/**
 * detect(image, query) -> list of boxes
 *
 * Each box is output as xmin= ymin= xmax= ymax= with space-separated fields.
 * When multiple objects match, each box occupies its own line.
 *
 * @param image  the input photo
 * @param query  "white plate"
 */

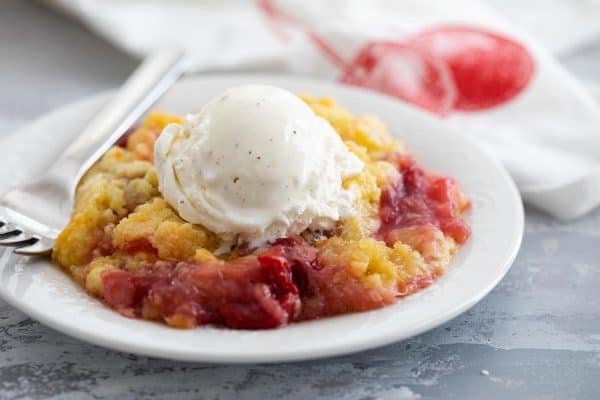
xmin=0 ymin=74 xmax=523 ymax=363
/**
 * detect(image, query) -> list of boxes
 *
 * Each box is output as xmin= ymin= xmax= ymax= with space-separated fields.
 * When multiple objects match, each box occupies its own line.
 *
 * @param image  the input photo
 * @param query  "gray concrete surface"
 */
xmin=1 ymin=1 xmax=600 ymax=399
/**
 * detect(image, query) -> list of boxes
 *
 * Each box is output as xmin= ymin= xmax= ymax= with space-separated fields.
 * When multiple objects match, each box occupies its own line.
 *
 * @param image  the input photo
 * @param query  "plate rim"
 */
xmin=0 ymin=73 xmax=524 ymax=363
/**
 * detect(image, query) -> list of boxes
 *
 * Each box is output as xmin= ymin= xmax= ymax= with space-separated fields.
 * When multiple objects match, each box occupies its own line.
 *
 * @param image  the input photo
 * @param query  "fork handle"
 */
xmin=47 ymin=49 xmax=189 ymax=190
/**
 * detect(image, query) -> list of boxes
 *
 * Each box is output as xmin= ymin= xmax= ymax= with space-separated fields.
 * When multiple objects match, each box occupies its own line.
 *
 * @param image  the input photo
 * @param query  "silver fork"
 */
xmin=0 ymin=49 xmax=189 ymax=256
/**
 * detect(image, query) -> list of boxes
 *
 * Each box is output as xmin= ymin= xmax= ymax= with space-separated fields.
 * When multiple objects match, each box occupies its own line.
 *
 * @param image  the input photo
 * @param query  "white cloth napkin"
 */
xmin=46 ymin=0 xmax=600 ymax=219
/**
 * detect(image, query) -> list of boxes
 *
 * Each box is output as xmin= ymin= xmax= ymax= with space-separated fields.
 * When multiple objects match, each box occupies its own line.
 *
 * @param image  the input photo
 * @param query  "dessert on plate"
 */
xmin=53 ymin=84 xmax=471 ymax=329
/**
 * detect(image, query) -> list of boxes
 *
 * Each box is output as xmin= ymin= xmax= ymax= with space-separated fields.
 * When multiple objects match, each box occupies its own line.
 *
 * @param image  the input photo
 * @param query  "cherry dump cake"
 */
xmin=53 ymin=85 xmax=470 ymax=330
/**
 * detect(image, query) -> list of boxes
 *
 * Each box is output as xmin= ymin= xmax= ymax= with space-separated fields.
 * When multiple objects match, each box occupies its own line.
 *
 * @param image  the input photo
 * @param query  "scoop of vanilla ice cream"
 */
xmin=154 ymin=84 xmax=363 ymax=246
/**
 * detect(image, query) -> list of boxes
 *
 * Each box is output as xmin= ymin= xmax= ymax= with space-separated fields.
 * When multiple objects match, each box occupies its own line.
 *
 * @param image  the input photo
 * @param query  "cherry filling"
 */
xmin=378 ymin=154 xmax=471 ymax=245
xmin=101 ymin=236 xmax=317 ymax=329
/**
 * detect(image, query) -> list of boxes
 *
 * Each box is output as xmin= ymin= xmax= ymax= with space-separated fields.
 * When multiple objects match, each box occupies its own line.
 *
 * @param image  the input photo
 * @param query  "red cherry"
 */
xmin=340 ymin=41 xmax=456 ymax=116
xmin=410 ymin=26 xmax=535 ymax=111
xmin=102 ymin=270 xmax=136 ymax=309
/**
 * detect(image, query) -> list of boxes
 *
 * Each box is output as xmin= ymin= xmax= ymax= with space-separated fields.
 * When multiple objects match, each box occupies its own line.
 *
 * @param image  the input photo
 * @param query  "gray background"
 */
xmin=1 ymin=1 xmax=600 ymax=399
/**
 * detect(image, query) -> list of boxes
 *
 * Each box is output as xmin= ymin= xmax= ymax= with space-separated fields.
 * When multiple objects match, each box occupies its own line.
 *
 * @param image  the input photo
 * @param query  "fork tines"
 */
xmin=0 ymin=215 xmax=54 ymax=256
